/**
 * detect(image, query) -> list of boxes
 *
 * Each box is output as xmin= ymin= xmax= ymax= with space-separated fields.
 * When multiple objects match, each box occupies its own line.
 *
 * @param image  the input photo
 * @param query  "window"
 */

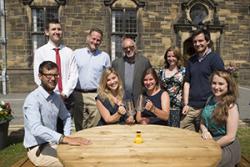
xmin=32 ymin=7 xmax=58 ymax=52
xmin=111 ymin=9 xmax=137 ymax=60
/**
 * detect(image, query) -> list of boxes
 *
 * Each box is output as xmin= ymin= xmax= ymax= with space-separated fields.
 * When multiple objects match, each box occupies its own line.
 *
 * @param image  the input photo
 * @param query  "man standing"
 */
xmin=23 ymin=61 xmax=91 ymax=167
xmin=73 ymin=28 xmax=111 ymax=131
xmin=33 ymin=19 xmax=78 ymax=102
xmin=112 ymin=37 xmax=151 ymax=104
xmin=33 ymin=19 xmax=78 ymax=133
xmin=181 ymin=29 xmax=224 ymax=131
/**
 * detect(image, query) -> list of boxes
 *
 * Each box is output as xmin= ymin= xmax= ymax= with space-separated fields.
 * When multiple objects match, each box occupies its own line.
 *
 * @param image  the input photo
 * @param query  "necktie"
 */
xmin=54 ymin=48 xmax=63 ymax=92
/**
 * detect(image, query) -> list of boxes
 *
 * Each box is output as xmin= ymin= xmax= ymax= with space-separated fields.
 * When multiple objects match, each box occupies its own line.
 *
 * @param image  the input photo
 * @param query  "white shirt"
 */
xmin=33 ymin=40 xmax=78 ymax=97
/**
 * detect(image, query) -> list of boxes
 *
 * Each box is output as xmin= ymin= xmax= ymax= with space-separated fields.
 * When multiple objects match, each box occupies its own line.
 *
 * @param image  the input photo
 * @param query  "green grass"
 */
xmin=0 ymin=127 xmax=249 ymax=167
xmin=0 ymin=143 xmax=26 ymax=167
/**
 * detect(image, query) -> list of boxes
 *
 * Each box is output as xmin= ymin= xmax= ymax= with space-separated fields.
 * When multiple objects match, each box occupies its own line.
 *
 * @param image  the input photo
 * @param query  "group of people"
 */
xmin=23 ymin=19 xmax=240 ymax=167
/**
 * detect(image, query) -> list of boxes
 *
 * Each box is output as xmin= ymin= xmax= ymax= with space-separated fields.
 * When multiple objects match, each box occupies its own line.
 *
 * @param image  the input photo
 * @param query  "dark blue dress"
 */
xmin=95 ymin=95 xmax=126 ymax=126
xmin=142 ymin=90 xmax=168 ymax=125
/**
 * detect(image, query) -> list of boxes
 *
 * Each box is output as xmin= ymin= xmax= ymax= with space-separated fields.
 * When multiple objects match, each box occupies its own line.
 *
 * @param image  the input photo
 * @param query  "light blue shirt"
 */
xmin=73 ymin=47 xmax=111 ymax=90
xmin=23 ymin=86 xmax=71 ymax=148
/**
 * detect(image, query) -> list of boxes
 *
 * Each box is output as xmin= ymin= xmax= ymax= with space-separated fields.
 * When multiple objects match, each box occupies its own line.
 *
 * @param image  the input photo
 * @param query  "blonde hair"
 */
xmin=211 ymin=70 xmax=239 ymax=124
xmin=98 ymin=67 xmax=124 ymax=106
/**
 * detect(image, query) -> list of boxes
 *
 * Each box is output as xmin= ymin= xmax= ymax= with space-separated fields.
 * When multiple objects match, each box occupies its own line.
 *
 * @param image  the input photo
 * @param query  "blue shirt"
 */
xmin=73 ymin=47 xmax=111 ymax=90
xmin=185 ymin=51 xmax=224 ymax=108
xmin=23 ymin=86 xmax=71 ymax=148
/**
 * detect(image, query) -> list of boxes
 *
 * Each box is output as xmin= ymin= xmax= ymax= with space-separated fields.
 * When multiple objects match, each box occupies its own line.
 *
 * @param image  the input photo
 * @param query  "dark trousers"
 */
xmin=57 ymin=95 xmax=74 ymax=133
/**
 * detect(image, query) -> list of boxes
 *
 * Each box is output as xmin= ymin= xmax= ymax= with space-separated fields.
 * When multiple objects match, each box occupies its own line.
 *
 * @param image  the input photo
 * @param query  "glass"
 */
xmin=122 ymin=45 xmax=135 ymax=51
xmin=136 ymin=94 xmax=147 ymax=112
xmin=124 ymin=99 xmax=136 ymax=117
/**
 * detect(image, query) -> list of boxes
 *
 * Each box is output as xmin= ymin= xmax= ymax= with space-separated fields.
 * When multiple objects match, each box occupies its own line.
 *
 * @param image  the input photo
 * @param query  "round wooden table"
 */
xmin=57 ymin=125 xmax=221 ymax=167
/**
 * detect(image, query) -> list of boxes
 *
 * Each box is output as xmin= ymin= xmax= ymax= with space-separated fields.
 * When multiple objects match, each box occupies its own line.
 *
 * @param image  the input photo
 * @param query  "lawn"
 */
xmin=0 ymin=127 xmax=249 ymax=167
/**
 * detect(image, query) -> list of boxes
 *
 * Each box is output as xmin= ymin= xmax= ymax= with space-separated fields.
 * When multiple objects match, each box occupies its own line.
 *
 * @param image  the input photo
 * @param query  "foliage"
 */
xmin=238 ymin=127 xmax=250 ymax=159
xmin=225 ymin=61 xmax=239 ymax=79
xmin=0 ymin=100 xmax=13 ymax=122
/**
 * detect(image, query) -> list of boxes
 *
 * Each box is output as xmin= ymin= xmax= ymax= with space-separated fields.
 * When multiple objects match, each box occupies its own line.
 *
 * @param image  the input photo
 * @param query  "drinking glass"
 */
xmin=125 ymin=99 xmax=136 ymax=117
xmin=136 ymin=94 xmax=146 ymax=112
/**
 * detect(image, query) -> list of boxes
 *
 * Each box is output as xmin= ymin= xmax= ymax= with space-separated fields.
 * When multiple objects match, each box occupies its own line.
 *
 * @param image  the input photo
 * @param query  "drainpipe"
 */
xmin=0 ymin=0 xmax=7 ymax=95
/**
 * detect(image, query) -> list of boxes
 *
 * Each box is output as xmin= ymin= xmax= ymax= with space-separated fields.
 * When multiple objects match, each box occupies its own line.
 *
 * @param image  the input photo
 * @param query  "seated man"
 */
xmin=23 ymin=61 xmax=91 ymax=167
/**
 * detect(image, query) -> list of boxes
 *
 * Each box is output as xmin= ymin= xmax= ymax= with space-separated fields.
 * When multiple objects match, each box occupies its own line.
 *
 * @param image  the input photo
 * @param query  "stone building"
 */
xmin=0 ymin=0 xmax=249 ymax=93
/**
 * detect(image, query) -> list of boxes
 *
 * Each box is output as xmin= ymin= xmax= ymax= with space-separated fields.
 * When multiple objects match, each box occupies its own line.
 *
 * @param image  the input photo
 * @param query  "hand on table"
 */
xmin=125 ymin=116 xmax=135 ymax=125
xmin=139 ymin=117 xmax=150 ymax=125
xmin=63 ymin=136 xmax=92 ymax=146
xmin=201 ymin=131 xmax=213 ymax=140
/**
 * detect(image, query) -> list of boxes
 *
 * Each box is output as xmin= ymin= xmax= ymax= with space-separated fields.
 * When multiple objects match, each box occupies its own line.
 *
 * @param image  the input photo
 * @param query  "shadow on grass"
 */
xmin=0 ymin=128 xmax=26 ymax=167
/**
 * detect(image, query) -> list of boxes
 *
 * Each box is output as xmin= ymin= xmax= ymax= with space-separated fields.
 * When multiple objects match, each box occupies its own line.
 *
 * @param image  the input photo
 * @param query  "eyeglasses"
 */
xmin=122 ymin=45 xmax=135 ymax=51
xmin=41 ymin=73 xmax=59 ymax=79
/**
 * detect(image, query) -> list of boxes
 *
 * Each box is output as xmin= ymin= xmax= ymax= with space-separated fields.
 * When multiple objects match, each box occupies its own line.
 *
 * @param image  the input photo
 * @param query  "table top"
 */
xmin=57 ymin=125 xmax=221 ymax=167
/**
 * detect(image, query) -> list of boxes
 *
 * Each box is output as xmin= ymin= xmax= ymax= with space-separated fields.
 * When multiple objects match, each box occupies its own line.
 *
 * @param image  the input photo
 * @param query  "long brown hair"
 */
xmin=98 ymin=67 xmax=124 ymax=106
xmin=211 ymin=70 xmax=239 ymax=124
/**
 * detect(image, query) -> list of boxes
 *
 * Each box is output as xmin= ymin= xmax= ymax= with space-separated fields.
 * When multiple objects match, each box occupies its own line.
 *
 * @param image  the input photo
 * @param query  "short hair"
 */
xmin=89 ymin=28 xmax=103 ymax=38
xmin=191 ymin=28 xmax=211 ymax=42
xmin=141 ymin=68 xmax=160 ymax=88
xmin=164 ymin=46 xmax=183 ymax=68
xmin=39 ymin=61 xmax=58 ymax=74
xmin=45 ymin=19 xmax=60 ymax=31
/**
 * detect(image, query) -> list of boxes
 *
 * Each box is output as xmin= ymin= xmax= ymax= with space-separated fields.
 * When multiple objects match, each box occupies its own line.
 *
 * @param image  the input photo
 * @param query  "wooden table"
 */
xmin=57 ymin=125 xmax=221 ymax=167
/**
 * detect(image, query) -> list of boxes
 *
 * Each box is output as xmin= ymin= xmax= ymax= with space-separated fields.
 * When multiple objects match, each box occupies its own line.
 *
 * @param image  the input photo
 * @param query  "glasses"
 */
xmin=42 ymin=73 xmax=59 ymax=79
xmin=122 ymin=45 xmax=135 ymax=51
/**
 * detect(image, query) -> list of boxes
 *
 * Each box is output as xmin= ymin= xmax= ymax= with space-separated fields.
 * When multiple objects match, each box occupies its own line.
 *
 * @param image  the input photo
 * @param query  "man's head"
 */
xmin=38 ymin=61 xmax=59 ymax=93
xmin=45 ymin=19 xmax=62 ymax=46
xmin=191 ymin=29 xmax=211 ymax=55
xmin=122 ymin=37 xmax=137 ymax=58
xmin=86 ymin=28 xmax=103 ymax=52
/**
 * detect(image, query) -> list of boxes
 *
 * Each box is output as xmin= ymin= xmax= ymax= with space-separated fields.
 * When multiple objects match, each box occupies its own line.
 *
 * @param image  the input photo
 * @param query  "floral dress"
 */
xmin=159 ymin=67 xmax=185 ymax=127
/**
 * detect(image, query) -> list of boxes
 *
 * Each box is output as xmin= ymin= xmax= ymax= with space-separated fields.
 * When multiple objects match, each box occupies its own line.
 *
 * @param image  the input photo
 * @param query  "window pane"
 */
xmin=46 ymin=8 xmax=58 ymax=23
xmin=112 ymin=11 xmax=123 ymax=33
xmin=125 ymin=11 xmax=136 ymax=33
xmin=32 ymin=8 xmax=44 ymax=32
xmin=32 ymin=34 xmax=46 ymax=52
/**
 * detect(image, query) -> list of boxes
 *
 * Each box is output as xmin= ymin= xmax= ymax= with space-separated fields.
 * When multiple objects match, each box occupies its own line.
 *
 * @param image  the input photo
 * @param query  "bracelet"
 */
xmin=59 ymin=135 xmax=65 ymax=144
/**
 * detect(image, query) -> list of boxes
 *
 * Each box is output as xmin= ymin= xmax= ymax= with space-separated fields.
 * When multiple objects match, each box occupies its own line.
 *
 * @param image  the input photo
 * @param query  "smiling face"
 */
xmin=45 ymin=23 xmax=62 ymax=46
xmin=211 ymin=74 xmax=228 ymax=98
xmin=193 ymin=33 xmax=210 ymax=55
xmin=166 ymin=51 xmax=177 ymax=67
xmin=87 ymin=31 xmax=102 ymax=52
xmin=39 ymin=67 xmax=59 ymax=93
xmin=143 ymin=73 xmax=157 ymax=92
xmin=106 ymin=72 xmax=119 ymax=92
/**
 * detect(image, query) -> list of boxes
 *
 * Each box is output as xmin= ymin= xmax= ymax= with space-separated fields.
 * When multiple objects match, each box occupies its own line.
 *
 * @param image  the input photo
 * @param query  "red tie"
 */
xmin=55 ymin=48 xmax=63 ymax=92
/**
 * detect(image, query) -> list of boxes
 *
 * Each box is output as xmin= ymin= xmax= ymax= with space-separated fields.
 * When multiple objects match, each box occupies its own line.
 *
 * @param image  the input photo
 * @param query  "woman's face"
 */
xmin=143 ymin=74 xmax=156 ymax=91
xmin=106 ymin=73 xmax=119 ymax=91
xmin=166 ymin=51 xmax=177 ymax=67
xmin=211 ymin=74 xmax=228 ymax=98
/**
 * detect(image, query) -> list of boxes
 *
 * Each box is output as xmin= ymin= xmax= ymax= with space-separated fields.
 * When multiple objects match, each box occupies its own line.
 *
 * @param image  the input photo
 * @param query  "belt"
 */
xmin=75 ymin=88 xmax=97 ymax=93
xmin=27 ymin=142 xmax=48 ymax=157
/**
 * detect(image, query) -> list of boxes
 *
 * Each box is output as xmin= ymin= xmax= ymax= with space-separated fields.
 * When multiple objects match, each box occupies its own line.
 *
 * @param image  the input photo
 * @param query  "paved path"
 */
xmin=0 ymin=86 xmax=249 ymax=129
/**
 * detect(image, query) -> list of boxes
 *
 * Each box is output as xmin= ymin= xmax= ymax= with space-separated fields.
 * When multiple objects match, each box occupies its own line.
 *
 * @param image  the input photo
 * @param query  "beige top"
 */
xmin=57 ymin=125 xmax=221 ymax=167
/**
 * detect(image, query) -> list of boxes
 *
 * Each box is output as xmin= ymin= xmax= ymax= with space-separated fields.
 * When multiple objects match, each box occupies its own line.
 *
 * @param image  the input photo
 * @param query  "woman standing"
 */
xmin=96 ymin=68 xmax=134 ymax=125
xmin=200 ymin=70 xmax=241 ymax=167
xmin=136 ymin=68 xmax=170 ymax=125
xmin=159 ymin=46 xmax=185 ymax=127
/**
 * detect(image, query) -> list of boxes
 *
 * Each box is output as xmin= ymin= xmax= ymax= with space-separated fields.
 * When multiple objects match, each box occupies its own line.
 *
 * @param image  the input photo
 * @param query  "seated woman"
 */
xmin=200 ymin=70 xmax=241 ymax=167
xmin=136 ymin=68 xmax=170 ymax=125
xmin=96 ymin=67 xmax=134 ymax=125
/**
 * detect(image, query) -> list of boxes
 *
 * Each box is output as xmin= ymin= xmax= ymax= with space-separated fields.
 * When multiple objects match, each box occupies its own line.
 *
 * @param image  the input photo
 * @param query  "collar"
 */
xmin=86 ymin=47 xmax=100 ymax=56
xmin=123 ymin=54 xmax=136 ymax=64
xmin=38 ymin=86 xmax=55 ymax=100
xmin=197 ymin=48 xmax=211 ymax=62
xmin=47 ymin=40 xmax=64 ymax=50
